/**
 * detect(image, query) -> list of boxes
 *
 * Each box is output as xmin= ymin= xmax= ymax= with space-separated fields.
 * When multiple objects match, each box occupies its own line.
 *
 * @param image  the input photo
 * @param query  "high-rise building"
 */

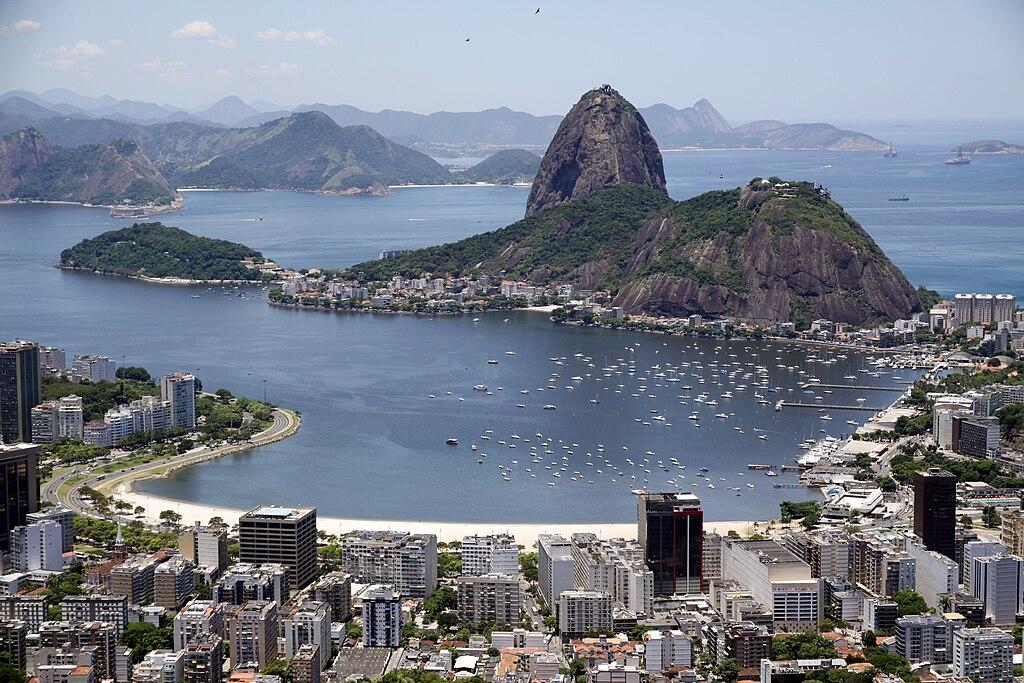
xmin=59 ymin=596 xmax=128 ymax=636
xmin=952 ymin=627 xmax=1013 ymax=683
xmin=181 ymin=635 xmax=223 ymax=683
xmin=154 ymin=556 xmax=196 ymax=609
xmin=556 ymin=590 xmax=612 ymax=637
xmin=952 ymin=416 xmax=1001 ymax=457
xmin=1000 ymin=510 xmax=1024 ymax=557
xmin=0 ymin=341 xmax=41 ymax=443
xmin=570 ymin=533 xmax=653 ymax=617
xmin=721 ymin=539 xmax=822 ymax=631
xmin=178 ymin=523 xmax=229 ymax=578
xmin=0 ymin=620 xmax=27 ymax=670
xmin=30 ymin=395 xmax=84 ymax=444
xmin=536 ymin=534 xmax=574 ymax=607
xmin=109 ymin=555 xmax=159 ymax=604
xmin=160 ymin=373 xmax=196 ymax=431
xmin=456 ymin=574 xmax=521 ymax=627
xmin=970 ymin=554 xmax=1024 ymax=626
xmin=906 ymin=539 xmax=958 ymax=608
xmin=895 ymin=613 xmax=962 ymax=665
xmin=642 ymin=630 xmax=692 ymax=673
xmin=340 ymin=530 xmax=436 ymax=598
xmin=27 ymin=508 xmax=73 ymax=554
xmin=0 ymin=443 xmax=39 ymax=552
xmin=461 ymin=534 xmax=519 ymax=576
xmin=227 ymin=600 xmax=278 ymax=668
xmin=962 ymin=541 xmax=1005 ymax=589
xmin=0 ymin=596 xmax=49 ymax=633
xmin=71 ymin=355 xmax=116 ymax=383
xmin=238 ymin=506 xmax=317 ymax=590
xmin=173 ymin=600 xmax=225 ymax=651
xmin=914 ymin=469 xmax=957 ymax=560
xmin=10 ymin=519 xmax=63 ymax=571
xmin=213 ymin=563 xmax=289 ymax=605
xmin=291 ymin=645 xmax=320 ymax=683
xmin=283 ymin=601 xmax=331 ymax=671
xmin=362 ymin=587 xmax=401 ymax=648
xmin=637 ymin=492 xmax=703 ymax=595
xmin=310 ymin=572 xmax=352 ymax=622
xmin=37 ymin=346 xmax=66 ymax=373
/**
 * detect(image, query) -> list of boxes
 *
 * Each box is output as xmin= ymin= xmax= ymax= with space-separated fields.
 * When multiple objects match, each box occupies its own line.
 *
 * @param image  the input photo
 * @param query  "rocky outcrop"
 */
xmin=0 ymin=128 xmax=177 ymax=205
xmin=525 ymin=85 xmax=666 ymax=217
xmin=953 ymin=139 xmax=1024 ymax=155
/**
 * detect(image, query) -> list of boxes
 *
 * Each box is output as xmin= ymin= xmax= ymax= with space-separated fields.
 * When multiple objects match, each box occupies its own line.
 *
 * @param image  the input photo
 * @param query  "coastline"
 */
xmin=57 ymin=265 xmax=276 ymax=287
xmin=113 ymin=487 xmax=759 ymax=545
xmin=1 ymin=197 xmax=183 ymax=216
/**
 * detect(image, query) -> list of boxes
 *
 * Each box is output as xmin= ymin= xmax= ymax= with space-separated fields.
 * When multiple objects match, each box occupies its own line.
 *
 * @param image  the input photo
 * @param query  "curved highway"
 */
xmin=42 ymin=407 xmax=299 ymax=525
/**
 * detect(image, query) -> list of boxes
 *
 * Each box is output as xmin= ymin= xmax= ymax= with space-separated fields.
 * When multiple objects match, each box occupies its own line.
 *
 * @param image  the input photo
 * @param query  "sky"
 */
xmin=1 ymin=0 xmax=1022 ymax=122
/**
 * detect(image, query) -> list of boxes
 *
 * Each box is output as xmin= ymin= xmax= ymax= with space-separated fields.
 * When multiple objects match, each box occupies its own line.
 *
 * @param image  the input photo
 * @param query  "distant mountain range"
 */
xmin=0 ymin=128 xmax=176 ymax=206
xmin=0 ymin=89 xmax=887 ymax=151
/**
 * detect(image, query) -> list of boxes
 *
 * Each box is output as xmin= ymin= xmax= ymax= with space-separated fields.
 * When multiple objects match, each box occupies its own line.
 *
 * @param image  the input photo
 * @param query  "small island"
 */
xmin=59 ymin=223 xmax=280 ymax=284
xmin=455 ymin=149 xmax=541 ymax=185
xmin=953 ymin=139 xmax=1024 ymax=155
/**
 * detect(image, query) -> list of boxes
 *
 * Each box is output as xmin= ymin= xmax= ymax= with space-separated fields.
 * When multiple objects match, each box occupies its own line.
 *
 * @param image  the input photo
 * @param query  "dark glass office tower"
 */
xmin=637 ymin=492 xmax=703 ymax=595
xmin=0 ymin=341 xmax=41 ymax=444
xmin=914 ymin=468 xmax=957 ymax=559
xmin=0 ymin=443 xmax=40 ymax=551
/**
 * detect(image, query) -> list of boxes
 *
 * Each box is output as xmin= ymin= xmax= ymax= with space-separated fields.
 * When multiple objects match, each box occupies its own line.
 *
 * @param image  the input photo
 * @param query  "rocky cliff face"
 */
xmin=0 ymin=127 xmax=54 ymax=194
xmin=524 ymin=85 xmax=666 ymax=217
xmin=0 ymin=128 xmax=176 ymax=204
xmin=612 ymin=181 xmax=921 ymax=325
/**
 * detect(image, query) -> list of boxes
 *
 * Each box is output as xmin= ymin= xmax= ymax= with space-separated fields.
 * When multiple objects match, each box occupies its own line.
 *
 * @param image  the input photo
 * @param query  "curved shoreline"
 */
xmin=57 ymin=265 xmax=277 ymax=287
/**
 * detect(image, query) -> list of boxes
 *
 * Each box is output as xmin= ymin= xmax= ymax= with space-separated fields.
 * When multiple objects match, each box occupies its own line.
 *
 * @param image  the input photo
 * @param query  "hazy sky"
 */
xmin=1 ymin=0 xmax=1022 ymax=122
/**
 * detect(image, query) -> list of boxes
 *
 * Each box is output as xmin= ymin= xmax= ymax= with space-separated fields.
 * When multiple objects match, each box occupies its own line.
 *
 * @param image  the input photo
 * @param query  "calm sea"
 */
xmin=1 ymin=148 xmax=1021 ymax=523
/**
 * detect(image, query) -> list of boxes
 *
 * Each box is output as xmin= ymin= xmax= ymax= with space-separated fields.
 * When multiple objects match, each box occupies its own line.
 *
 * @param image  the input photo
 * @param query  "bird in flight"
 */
xmin=465 ymin=37 xmax=470 ymax=42
xmin=535 ymin=7 xmax=541 ymax=13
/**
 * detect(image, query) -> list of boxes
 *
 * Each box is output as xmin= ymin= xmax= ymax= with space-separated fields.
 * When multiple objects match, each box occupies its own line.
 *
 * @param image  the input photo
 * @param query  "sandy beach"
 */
xmin=114 ymin=486 xmax=759 ymax=546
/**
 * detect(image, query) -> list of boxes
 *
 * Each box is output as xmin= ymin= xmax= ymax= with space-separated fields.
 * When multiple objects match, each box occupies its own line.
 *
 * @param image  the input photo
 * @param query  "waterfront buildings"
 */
xmin=556 ymin=590 xmax=612 ymax=637
xmin=160 ymin=372 xmax=196 ymax=430
xmin=283 ymin=601 xmax=331 ymax=671
xmin=30 ymin=396 xmax=84 ymax=444
xmin=952 ymin=293 xmax=1017 ymax=325
xmin=227 ymin=600 xmax=278 ymax=668
xmin=0 ymin=443 xmax=39 ymax=551
xmin=340 ymin=530 xmax=436 ymax=598
xmin=461 ymin=534 xmax=519 ymax=576
xmin=238 ymin=506 xmax=317 ymax=590
xmin=637 ymin=492 xmax=703 ymax=595
xmin=537 ymin=534 xmax=574 ymax=607
xmin=952 ymin=627 xmax=1013 ymax=683
xmin=361 ymin=587 xmax=401 ymax=648
xmin=914 ymin=468 xmax=957 ymax=560
xmin=456 ymin=574 xmax=521 ymax=627
xmin=71 ymin=355 xmax=115 ymax=383
xmin=721 ymin=539 xmax=822 ymax=631
xmin=0 ymin=341 xmax=41 ymax=443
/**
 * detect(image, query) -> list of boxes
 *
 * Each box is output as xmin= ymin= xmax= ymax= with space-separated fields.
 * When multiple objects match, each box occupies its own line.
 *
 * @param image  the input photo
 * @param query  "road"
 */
xmin=43 ymin=408 xmax=299 ymax=525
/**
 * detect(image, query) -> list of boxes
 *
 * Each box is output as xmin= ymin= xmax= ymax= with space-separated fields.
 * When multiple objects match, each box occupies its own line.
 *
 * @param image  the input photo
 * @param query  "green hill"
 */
xmin=60 ymin=223 xmax=269 ymax=281
xmin=174 ymin=111 xmax=452 ymax=192
xmin=457 ymin=149 xmax=541 ymax=184
xmin=345 ymin=179 xmax=922 ymax=325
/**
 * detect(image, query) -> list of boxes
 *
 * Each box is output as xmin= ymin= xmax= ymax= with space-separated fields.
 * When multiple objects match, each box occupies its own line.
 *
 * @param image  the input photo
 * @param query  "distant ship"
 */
xmin=882 ymin=143 xmax=898 ymax=158
xmin=888 ymin=194 xmax=910 ymax=202
xmin=945 ymin=151 xmax=971 ymax=165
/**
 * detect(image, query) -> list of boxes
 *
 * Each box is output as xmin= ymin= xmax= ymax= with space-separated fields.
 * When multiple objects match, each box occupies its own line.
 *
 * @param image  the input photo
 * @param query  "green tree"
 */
xmin=158 ymin=510 xmax=183 ymax=528
xmin=121 ymin=622 xmax=173 ymax=662
xmin=519 ymin=552 xmax=538 ymax=582
xmin=770 ymin=632 xmax=838 ymax=660
xmin=261 ymin=659 xmax=291 ymax=682
xmin=892 ymin=590 xmax=928 ymax=616
xmin=116 ymin=366 xmax=152 ymax=382
xmin=713 ymin=658 xmax=740 ymax=683
xmin=0 ymin=653 xmax=27 ymax=683
xmin=982 ymin=506 xmax=1001 ymax=528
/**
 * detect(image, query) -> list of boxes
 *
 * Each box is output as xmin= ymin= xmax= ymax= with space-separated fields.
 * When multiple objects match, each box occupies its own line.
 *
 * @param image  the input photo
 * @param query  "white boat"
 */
xmin=487 ymin=359 xmax=498 ymax=364
xmin=473 ymin=384 xmax=487 ymax=391
xmin=543 ymin=404 xmax=556 ymax=410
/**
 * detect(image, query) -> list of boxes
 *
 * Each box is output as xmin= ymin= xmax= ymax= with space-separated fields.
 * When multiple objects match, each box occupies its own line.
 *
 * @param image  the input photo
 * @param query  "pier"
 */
xmin=779 ymin=401 xmax=883 ymax=411
xmin=800 ymin=383 xmax=908 ymax=391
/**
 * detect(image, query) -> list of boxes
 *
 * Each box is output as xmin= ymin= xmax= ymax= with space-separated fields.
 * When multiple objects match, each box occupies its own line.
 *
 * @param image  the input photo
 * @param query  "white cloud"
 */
xmin=171 ymin=20 xmax=235 ymax=47
xmin=256 ymin=27 xmax=336 ymax=46
xmin=246 ymin=62 xmax=299 ymax=76
xmin=0 ymin=19 xmax=41 ymax=36
xmin=107 ymin=38 xmax=124 ymax=47
xmin=37 ymin=39 xmax=105 ymax=71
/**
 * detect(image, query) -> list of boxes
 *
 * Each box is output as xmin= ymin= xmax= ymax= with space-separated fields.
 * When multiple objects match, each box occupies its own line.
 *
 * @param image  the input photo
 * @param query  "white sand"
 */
xmin=115 ymin=487 xmax=759 ymax=546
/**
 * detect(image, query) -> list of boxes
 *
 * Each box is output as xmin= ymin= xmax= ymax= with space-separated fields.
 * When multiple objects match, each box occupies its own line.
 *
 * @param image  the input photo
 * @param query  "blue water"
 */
xmin=1 ymin=148 xmax=1021 ymax=523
